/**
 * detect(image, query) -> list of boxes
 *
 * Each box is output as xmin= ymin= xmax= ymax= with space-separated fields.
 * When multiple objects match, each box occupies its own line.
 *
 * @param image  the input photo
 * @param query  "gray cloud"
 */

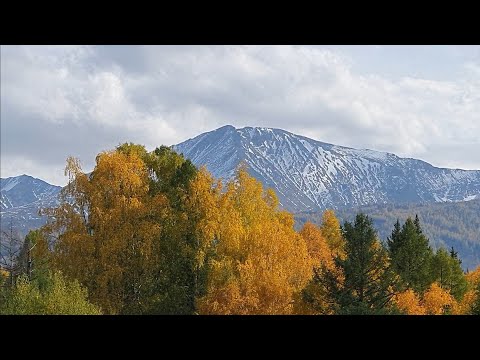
xmin=1 ymin=45 xmax=480 ymax=185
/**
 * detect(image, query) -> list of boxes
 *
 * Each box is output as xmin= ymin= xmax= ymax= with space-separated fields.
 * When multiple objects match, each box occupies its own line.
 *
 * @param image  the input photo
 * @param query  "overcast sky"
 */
xmin=1 ymin=45 xmax=480 ymax=186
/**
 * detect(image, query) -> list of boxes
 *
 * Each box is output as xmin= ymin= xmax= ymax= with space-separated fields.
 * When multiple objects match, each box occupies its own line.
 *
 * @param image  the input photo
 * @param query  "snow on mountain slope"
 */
xmin=174 ymin=125 xmax=480 ymax=213
xmin=2 ymin=126 xmax=480 ymax=235
xmin=0 ymin=175 xmax=61 ymax=236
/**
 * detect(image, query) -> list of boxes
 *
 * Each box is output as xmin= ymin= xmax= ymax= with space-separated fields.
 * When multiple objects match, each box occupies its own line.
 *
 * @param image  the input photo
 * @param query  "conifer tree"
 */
xmin=431 ymin=248 xmax=468 ymax=301
xmin=387 ymin=217 xmax=434 ymax=292
xmin=322 ymin=213 xmax=397 ymax=314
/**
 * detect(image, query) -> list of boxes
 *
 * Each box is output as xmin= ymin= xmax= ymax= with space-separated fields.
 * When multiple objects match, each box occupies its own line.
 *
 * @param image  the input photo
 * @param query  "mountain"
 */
xmin=0 ymin=175 xmax=61 ymax=237
xmin=174 ymin=125 xmax=480 ymax=213
xmin=296 ymin=200 xmax=480 ymax=270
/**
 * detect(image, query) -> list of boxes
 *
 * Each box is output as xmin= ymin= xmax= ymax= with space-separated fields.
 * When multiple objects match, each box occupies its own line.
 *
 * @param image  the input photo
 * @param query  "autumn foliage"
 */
xmin=196 ymin=168 xmax=312 ymax=314
xmin=2 ymin=142 xmax=477 ymax=315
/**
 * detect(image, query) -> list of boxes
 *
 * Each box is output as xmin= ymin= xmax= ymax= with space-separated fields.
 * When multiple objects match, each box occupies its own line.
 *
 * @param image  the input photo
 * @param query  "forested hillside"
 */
xmin=296 ymin=200 xmax=480 ymax=271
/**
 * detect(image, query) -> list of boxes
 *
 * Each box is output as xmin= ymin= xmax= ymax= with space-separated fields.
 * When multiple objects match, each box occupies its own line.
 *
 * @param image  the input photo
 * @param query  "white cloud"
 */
xmin=1 ymin=45 xmax=480 ymax=186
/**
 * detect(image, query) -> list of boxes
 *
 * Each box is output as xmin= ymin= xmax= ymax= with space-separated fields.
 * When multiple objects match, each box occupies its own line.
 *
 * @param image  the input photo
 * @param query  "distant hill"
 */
xmin=295 ymin=199 xmax=480 ymax=270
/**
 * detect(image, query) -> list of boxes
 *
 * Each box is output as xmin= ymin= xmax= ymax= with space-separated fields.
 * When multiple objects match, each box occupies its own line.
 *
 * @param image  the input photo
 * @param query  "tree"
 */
xmin=42 ymin=144 xmax=202 ymax=314
xmin=15 ymin=230 xmax=51 ymax=283
xmin=0 ymin=271 xmax=101 ymax=315
xmin=322 ymin=213 xmax=397 ymax=314
xmin=197 ymin=167 xmax=312 ymax=314
xmin=387 ymin=217 xmax=434 ymax=293
xmin=142 ymin=145 xmax=200 ymax=314
xmin=414 ymin=214 xmax=423 ymax=235
xmin=320 ymin=210 xmax=345 ymax=256
xmin=464 ymin=266 xmax=480 ymax=314
xmin=471 ymin=283 xmax=480 ymax=315
xmin=67 ymin=149 xmax=159 ymax=313
xmin=453 ymin=289 xmax=477 ymax=315
xmin=147 ymin=165 xmax=215 ymax=315
xmin=431 ymin=248 xmax=468 ymax=301
xmin=386 ymin=219 xmax=401 ymax=254
xmin=422 ymin=282 xmax=456 ymax=315
xmin=300 ymin=222 xmax=334 ymax=270
xmin=0 ymin=220 xmax=23 ymax=287
xmin=393 ymin=289 xmax=425 ymax=315
xmin=294 ymin=222 xmax=336 ymax=314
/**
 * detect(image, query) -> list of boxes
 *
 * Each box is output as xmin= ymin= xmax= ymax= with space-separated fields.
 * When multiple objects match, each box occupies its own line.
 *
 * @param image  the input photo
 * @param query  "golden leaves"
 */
xmin=197 ymin=168 xmax=312 ymax=315
xmin=422 ymin=283 xmax=456 ymax=315
xmin=394 ymin=289 xmax=426 ymax=315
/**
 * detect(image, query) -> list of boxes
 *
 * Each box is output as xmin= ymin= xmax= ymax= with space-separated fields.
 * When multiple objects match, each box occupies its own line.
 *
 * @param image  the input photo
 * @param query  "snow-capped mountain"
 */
xmin=174 ymin=125 xmax=480 ymax=213
xmin=2 ymin=125 xmax=480 ymax=236
xmin=0 ymin=175 xmax=61 ymax=236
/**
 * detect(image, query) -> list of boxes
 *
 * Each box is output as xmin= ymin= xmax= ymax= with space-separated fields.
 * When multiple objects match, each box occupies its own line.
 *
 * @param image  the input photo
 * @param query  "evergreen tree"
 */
xmin=387 ymin=217 xmax=434 ymax=292
xmin=449 ymin=247 xmax=461 ymax=264
xmin=386 ymin=219 xmax=401 ymax=254
xmin=414 ymin=214 xmax=423 ymax=234
xmin=432 ymin=248 xmax=468 ymax=301
xmin=322 ymin=213 xmax=397 ymax=314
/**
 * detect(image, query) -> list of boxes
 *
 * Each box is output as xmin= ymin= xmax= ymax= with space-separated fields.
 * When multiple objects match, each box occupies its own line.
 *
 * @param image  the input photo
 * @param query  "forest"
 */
xmin=1 ymin=143 xmax=479 ymax=315
xmin=296 ymin=199 xmax=480 ymax=271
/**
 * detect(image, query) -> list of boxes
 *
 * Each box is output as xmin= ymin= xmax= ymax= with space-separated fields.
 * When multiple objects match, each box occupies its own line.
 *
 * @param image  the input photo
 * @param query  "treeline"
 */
xmin=1 ymin=143 xmax=479 ymax=315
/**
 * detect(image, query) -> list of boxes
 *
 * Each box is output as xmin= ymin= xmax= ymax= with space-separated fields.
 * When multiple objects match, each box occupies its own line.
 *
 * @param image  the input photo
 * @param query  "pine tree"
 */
xmin=432 ymin=248 xmax=468 ymax=301
xmin=322 ymin=213 xmax=397 ymax=314
xmin=387 ymin=217 xmax=434 ymax=293
xmin=386 ymin=219 xmax=401 ymax=254
xmin=414 ymin=214 xmax=423 ymax=235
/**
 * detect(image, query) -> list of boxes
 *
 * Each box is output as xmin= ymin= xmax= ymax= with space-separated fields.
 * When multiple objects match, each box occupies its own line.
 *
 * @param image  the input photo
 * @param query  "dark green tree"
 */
xmin=137 ymin=145 xmax=200 ymax=314
xmin=386 ymin=219 xmax=402 ymax=254
xmin=387 ymin=217 xmax=434 ymax=292
xmin=414 ymin=214 xmax=423 ymax=234
xmin=431 ymin=247 xmax=468 ymax=301
xmin=322 ymin=213 xmax=397 ymax=314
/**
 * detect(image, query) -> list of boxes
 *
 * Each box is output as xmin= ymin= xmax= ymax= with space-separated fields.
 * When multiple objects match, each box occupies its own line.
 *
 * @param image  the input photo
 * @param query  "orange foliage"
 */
xmin=452 ymin=290 xmax=477 ymax=315
xmin=197 ymin=168 xmax=312 ymax=314
xmin=466 ymin=266 xmax=480 ymax=287
xmin=320 ymin=210 xmax=345 ymax=257
xmin=46 ymin=151 xmax=167 ymax=314
xmin=394 ymin=289 xmax=425 ymax=315
xmin=300 ymin=222 xmax=334 ymax=271
xmin=422 ymin=283 xmax=457 ymax=315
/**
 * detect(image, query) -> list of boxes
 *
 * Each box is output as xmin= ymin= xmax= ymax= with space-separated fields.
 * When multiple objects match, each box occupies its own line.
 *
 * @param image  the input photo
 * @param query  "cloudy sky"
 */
xmin=1 ymin=45 xmax=480 ymax=186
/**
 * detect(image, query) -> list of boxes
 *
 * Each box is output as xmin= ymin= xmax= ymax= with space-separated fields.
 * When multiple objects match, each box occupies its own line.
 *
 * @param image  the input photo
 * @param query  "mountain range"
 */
xmin=174 ymin=125 xmax=480 ymax=212
xmin=1 ymin=125 xmax=479 ymax=268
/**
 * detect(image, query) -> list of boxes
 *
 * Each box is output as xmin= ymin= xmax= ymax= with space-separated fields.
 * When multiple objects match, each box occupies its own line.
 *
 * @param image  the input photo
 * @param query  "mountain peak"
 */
xmin=1 ymin=174 xmax=61 ymax=211
xmin=175 ymin=126 xmax=480 ymax=212
xmin=217 ymin=124 xmax=236 ymax=131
